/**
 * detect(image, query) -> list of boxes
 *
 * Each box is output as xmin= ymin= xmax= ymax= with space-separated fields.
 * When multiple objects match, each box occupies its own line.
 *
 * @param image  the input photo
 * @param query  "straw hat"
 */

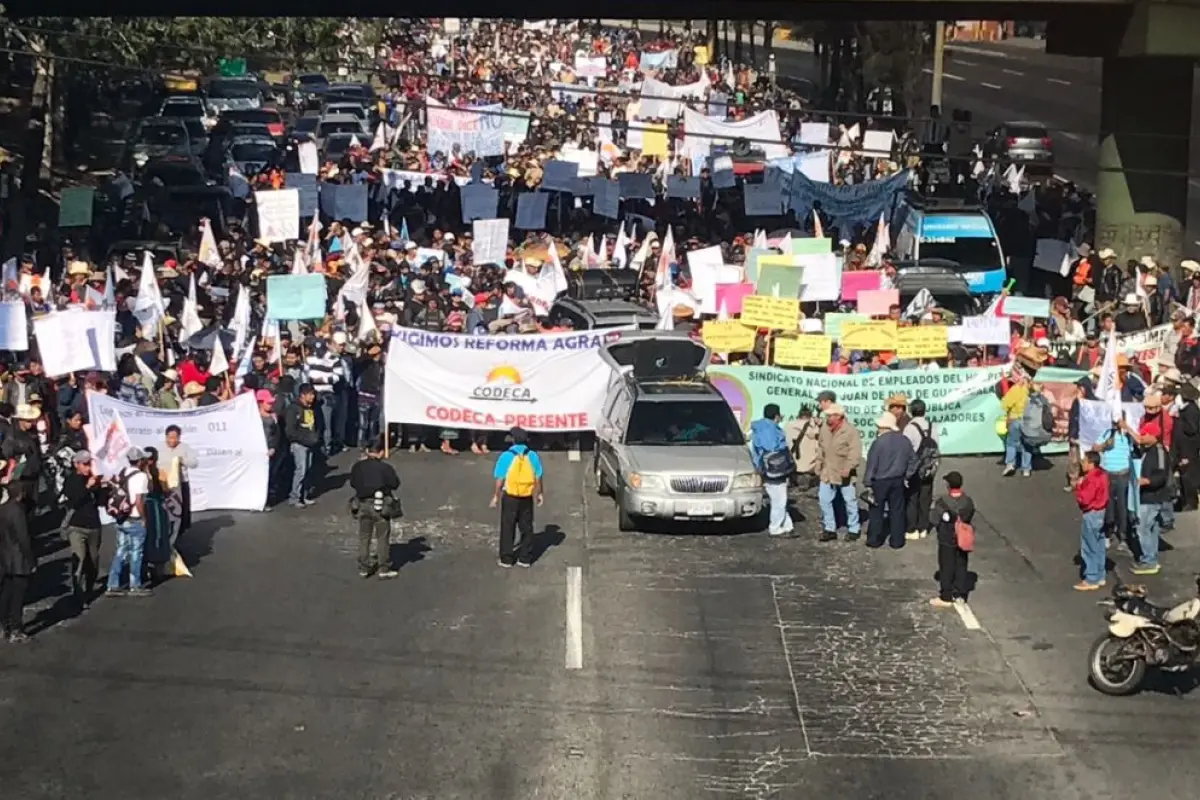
xmin=183 ymin=381 xmax=205 ymax=398
xmin=1099 ymin=248 xmax=1117 ymax=260
xmin=885 ymin=393 xmax=907 ymax=408
xmin=14 ymin=404 xmax=39 ymax=421
xmin=1144 ymin=393 xmax=1163 ymax=410
xmin=825 ymin=404 xmax=846 ymax=417
xmin=876 ymin=411 xmax=898 ymax=431
xmin=67 ymin=260 xmax=89 ymax=276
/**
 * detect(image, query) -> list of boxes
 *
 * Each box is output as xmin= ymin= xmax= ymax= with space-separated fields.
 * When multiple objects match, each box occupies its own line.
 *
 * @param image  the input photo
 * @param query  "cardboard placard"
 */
xmin=897 ymin=325 xmax=950 ymax=359
xmin=839 ymin=320 xmax=898 ymax=351
xmin=856 ymin=288 xmax=899 ymax=317
xmin=702 ymin=320 xmax=757 ymax=352
xmin=740 ymin=295 xmax=800 ymax=331
xmin=773 ymin=334 xmax=832 ymax=368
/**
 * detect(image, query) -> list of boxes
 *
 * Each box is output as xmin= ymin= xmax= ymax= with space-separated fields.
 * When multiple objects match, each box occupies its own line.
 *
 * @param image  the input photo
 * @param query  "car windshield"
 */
xmin=1007 ymin=125 xmax=1047 ymax=140
xmin=298 ymin=74 xmax=328 ymax=86
xmin=318 ymin=120 xmax=361 ymax=137
xmin=625 ymin=401 xmax=745 ymax=446
xmin=325 ymin=105 xmax=365 ymax=118
xmin=209 ymin=80 xmax=261 ymax=99
xmin=918 ymin=237 xmax=1004 ymax=272
xmin=293 ymin=116 xmax=319 ymax=133
xmin=231 ymin=142 xmax=276 ymax=162
xmin=181 ymin=118 xmax=206 ymax=138
xmin=326 ymin=85 xmax=371 ymax=102
xmin=138 ymin=125 xmax=186 ymax=146
xmin=323 ymin=136 xmax=354 ymax=157
xmin=162 ymin=101 xmax=203 ymax=117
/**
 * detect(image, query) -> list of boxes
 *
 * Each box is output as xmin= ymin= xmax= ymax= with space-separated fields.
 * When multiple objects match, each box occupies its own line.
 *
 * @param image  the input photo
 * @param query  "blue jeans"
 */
xmin=358 ymin=399 xmax=381 ymax=447
xmin=318 ymin=396 xmax=334 ymax=451
xmin=1080 ymin=509 xmax=1107 ymax=584
xmin=107 ymin=519 xmax=147 ymax=591
xmin=818 ymin=482 xmax=860 ymax=534
xmin=290 ymin=443 xmax=313 ymax=503
xmin=1160 ymin=499 xmax=1176 ymax=529
xmin=1005 ymin=421 xmax=1032 ymax=470
xmin=1137 ymin=502 xmax=1161 ymax=567
xmin=764 ymin=481 xmax=793 ymax=535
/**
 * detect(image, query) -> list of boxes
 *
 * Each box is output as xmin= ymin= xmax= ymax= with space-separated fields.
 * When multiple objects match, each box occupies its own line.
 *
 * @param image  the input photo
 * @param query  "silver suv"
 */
xmin=593 ymin=331 xmax=764 ymax=532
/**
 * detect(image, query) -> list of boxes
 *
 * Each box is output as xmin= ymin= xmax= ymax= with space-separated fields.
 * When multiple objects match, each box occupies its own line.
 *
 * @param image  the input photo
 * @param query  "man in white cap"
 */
xmin=864 ymin=411 xmax=917 ymax=549
xmin=1113 ymin=293 xmax=1148 ymax=334
xmin=1095 ymin=248 xmax=1122 ymax=305
xmin=105 ymin=447 xmax=153 ymax=598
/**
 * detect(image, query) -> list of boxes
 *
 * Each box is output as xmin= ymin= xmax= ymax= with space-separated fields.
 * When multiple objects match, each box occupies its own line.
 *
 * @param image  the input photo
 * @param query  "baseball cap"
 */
xmin=71 ymin=450 xmax=93 ymax=465
xmin=254 ymin=389 xmax=275 ymax=403
xmin=126 ymin=446 xmax=147 ymax=462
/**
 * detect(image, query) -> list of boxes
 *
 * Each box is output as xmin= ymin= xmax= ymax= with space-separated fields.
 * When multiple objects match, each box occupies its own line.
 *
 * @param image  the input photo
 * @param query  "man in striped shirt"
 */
xmin=305 ymin=338 xmax=346 ymax=455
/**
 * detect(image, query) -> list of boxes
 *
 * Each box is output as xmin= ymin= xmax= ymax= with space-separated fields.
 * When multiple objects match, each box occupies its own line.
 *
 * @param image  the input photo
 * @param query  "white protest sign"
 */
xmin=472 ymin=218 xmax=510 ymax=266
xmin=255 ymin=189 xmax=300 ymax=243
xmin=796 ymin=252 xmax=841 ymax=302
xmin=1078 ymin=399 xmax=1145 ymax=450
xmin=383 ymin=327 xmax=618 ymax=432
xmin=92 ymin=411 xmax=133 ymax=477
xmin=0 ymin=301 xmax=28 ymax=351
xmin=33 ymin=310 xmax=117 ymax=377
xmin=860 ymin=130 xmax=893 ymax=159
xmin=574 ymin=55 xmax=607 ymax=78
xmin=948 ymin=315 xmax=1009 ymax=346
xmin=86 ymin=391 xmax=268 ymax=512
xmin=686 ymin=247 xmax=738 ymax=315
xmin=298 ymin=141 xmax=319 ymax=175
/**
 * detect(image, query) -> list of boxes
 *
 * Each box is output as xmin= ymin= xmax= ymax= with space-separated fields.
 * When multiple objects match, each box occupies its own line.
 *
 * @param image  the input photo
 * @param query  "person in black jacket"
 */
xmin=1133 ymin=419 xmax=1171 ymax=575
xmin=61 ymin=451 xmax=106 ymax=608
xmin=284 ymin=383 xmax=321 ymax=507
xmin=349 ymin=436 xmax=401 ymax=579
xmin=929 ymin=471 xmax=976 ymax=607
xmin=1174 ymin=317 xmax=1200 ymax=377
xmin=0 ymin=472 xmax=34 ymax=642
xmin=1 ymin=404 xmax=43 ymax=516
xmin=1173 ymin=383 xmax=1200 ymax=510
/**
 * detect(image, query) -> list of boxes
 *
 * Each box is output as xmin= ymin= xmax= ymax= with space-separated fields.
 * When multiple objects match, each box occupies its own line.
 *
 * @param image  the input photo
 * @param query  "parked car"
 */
xmin=227 ymin=135 xmax=279 ymax=176
xmin=216 ymin=107 xmax=286 ymax=139
xmin=158 ymin=94 xmax=216 ymax=129
xmin=123 ymin=118 xmax=192 ymax=174
xmin=319 ymin=102 xmax=368 ymax=122
xmin=205 ymin=76 xmax=264 ymax=113
xmin=315 ymin=115 xmax=367 ymax=148
xmin=293 ymin=72 xmax=329 ymax=108
xmin=592 ymin=331 xmax=765 ymax=532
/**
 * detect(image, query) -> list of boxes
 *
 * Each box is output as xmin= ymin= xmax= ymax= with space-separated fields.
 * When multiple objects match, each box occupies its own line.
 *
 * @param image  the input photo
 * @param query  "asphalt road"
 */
xmin=3 ymin=446 xmax=1200 ymax=798
xmin=774 ymin=40 xmax=1200 ymax=256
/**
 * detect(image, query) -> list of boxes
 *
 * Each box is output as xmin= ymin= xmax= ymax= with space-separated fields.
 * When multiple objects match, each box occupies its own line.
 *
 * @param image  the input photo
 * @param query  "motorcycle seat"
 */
xmin=1123 ymin=596 xmax=1170 ymax=622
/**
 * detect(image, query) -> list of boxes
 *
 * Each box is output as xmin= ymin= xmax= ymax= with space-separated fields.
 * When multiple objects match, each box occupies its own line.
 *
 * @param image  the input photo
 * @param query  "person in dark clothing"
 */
xmin=355 ymin=343 xmax=385 ymax=447
xmin=349 ymin=436 xmax=401 ymax=579
xmin=1113 ymin=294 xmax=1149 ymax=334
xmin=1132 ymin=419 xmax=1170 ymax=575
xmin=1174 ymin=383 xmax=1200 ymax=511
xmin=864 ymin=411 xmax=917 ymax=549
xmin=257 ymin=389 xmax=284 ymax=507
xmin=1 ymin=404 xmax=43 ymax=516
xmin=490 ymin=426 xmax=544 ymax=568
xmin=197 ymin=375 xmax=223 ymax=407
xmin=1175 ymin=317 xmax=1200 ymax=377
xmin=284 ymin=383 xmax=321 ymax=507
xmin=929 ymin=471 xmax=976 ymax=607
xmin=0 ymin=475 xmax=34 ymax=642
xmin=61 ymin=451 xmax=105 ymax=608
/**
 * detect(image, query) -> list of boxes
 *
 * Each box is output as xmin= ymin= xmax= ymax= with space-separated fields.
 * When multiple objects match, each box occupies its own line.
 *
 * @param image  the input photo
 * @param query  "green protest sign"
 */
xmin=709 ymin=365 xmax=1068 ymax=456
xmin=58 ymin=187 xmax=95 ymax=228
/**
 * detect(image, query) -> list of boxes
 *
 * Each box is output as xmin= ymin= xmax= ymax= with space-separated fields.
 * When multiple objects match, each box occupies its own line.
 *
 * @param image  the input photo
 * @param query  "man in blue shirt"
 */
xmin=750 ymin=403 xmax=794 ymax=537
xmin=491 ymin=427 xmax=544 ymax=568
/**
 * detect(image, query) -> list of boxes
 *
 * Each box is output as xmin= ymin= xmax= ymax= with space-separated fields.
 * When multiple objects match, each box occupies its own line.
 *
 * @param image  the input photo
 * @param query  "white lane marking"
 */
xmin=981 ymin=82 xmax=1002 ymax=90
xmin=1060 ymin=132 xmax=1082 ymax=142
xmin=566 ymin=566 xmax=583 ymax=669
xmin=1002 ymin=68 xmax=1024 ymax=76
xmin=954 ymin=601 xmax=983 ymax=631
xmin=1048 ymin=77 xmax=1071 ymax=86
xmin=921 ymin=68 xmax=965 ymax=82
xmin=946 ymin=44 xmax=1009 ymax=59
xmin=956 ymin=59 xmax=978 ymax=67
xmin=770 ymin=577 xmax=812 ymax=755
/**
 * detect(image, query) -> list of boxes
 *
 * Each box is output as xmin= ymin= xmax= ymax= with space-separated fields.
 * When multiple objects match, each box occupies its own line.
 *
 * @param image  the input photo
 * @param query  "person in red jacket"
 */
xmin=1074 ymin=451 xmax=1110 ymax=591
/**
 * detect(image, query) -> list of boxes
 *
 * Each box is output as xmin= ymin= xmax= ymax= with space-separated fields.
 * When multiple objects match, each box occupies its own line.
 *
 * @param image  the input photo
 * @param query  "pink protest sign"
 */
xmin=856 ymin=288 xmax=899 ymax=317
xmin=714 ymin=283 xmax=756 ymax=315
xmin=840 ymin=270 xmax=882 ymax=301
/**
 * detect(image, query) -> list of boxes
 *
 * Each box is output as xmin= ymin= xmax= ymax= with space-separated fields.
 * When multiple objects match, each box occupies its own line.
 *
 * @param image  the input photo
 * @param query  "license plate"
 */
xmin=688 ymin=502 xmax=714 ymax=516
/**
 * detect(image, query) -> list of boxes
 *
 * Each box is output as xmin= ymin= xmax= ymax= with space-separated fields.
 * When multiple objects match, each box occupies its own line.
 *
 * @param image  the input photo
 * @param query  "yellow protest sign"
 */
xmin=740 ymin=295 xmax=799 ymax=331
xmin=840 ymin=320 xmax=898 ymax=351
xmin=702 ymin=320 xmax=758 ymax=352
xmin=897 ymin=325 xmax=949 ymax=359
xmin=694 ymin=45 xmax=711 ymax=66
xmin=642 ymin=123 xmax=669 ymax=157
xmin=773 ymin=334 xmax=832 ymax=368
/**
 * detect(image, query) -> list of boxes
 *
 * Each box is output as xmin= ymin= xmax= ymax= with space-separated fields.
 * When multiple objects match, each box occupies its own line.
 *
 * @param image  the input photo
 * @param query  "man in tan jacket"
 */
xmin=815 ymin=404 xmax=863 ymax=542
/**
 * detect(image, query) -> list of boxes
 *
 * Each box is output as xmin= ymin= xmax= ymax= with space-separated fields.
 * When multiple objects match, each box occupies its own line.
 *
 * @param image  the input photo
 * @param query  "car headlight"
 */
xmin=732 ymin=473 xmax=762 ymax=489
xmin=628 ymin=473 xmax=663 ymax=490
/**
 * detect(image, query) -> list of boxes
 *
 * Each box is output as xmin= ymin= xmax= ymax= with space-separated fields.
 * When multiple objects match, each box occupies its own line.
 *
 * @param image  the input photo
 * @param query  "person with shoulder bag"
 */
xmin=349 ymin=436 xmax=402 ymax=579
xmin=785 ymin=406 xmax=820 ymax=491
xmin=928 ymin=471 xmax=975 ymax=608
xmin=751 ymin=404 xmax=795 ymax=537
xmin=903 ymin=399 xmax=939 ymax=540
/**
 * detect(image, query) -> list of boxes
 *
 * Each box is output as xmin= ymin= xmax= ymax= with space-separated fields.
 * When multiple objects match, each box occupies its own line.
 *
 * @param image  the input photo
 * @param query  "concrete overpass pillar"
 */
xmin=1095 ymin=56 xmax=1192 ymax=267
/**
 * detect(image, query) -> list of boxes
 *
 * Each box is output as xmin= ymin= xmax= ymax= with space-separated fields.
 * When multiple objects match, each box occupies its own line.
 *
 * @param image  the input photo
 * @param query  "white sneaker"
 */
xmin=1003 ymin=465 xmax=1015 ymax=476
xmin=1022 ymin=470 xmax=1031 ymax=478
xmin=1063 ymin=485 xmax=1074 ymax=492
xmin=918 ymin=530 xmax=928 ymax=539
xmin=905 ymin=531 xmax=920 ymax=540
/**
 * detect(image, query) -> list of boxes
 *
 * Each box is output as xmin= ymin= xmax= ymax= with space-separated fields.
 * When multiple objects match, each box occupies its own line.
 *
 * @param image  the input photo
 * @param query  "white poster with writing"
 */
xmin=255 ymin=189 xmax=301 ymax=243
xmin=384 ymin=327 xmax=619 ymax=431
xmin=33 ymin=310 xmax=117 ymax=377
xmin=86 ymin=391 xmax=268 ymax=512
xmin=472 ymin=218 xmax=510 ymax=266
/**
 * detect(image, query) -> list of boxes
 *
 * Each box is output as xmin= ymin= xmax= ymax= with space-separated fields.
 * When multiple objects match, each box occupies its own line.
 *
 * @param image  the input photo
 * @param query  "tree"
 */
xmin=856 ymin=23 xmax=930 ymax=124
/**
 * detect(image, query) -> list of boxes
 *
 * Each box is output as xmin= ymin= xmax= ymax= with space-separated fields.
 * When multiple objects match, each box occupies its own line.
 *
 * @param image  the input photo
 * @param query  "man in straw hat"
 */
xmin=815 ymin=403 xmax=862 ymax=542
xmin=864 ymin=411 xmax=917 ymax=549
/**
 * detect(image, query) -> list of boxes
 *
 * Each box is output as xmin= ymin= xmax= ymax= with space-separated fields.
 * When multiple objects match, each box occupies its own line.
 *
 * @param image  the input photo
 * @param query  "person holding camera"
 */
xmin=349 ymin=436 xmax=401 ymax=579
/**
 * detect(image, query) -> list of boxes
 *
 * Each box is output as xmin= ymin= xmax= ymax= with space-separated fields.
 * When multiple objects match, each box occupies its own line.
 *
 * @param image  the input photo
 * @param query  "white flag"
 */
xmin=133 ymin=252 xmax=165 ymax=333
xmin=358 ymin=300 xmax=377 ymax=341
xmin=613 ymin=222 xmax=630 ymax=269
xmin=1098 ymin=327 xmax=1122 ymax=421
xmin=229 ymin=284 xmax=252 ymax=359
xmin=903 ymin=287 xmax=934 ymax=320
xmin=866 ymin=213 xmax=889 ymax=268
xmin=369 ymin=123 xmax=387 ymax=153
xmin=208 ymin=334 xmax=230 ymax=376
xmin=198 ymin=218 xmax=222 ymax=269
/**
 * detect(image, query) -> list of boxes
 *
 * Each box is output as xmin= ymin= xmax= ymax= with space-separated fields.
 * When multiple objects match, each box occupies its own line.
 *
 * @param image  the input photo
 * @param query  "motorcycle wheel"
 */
xmin=1088 ymin=634 xmax=1147 ymax=696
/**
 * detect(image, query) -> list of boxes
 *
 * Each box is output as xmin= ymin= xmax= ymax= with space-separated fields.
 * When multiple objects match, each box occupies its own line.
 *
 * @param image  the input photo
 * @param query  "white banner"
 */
xmin=255 ymin=189 xmax=300 ymax=243
xmin=640 ymin=77 xmax=707 ymax=120
xmin=384 ymin=327 xmax=620 ymax=431
xmin=86 ymin=391 xmax=268 ymax=512
xmin=473 ymin=218 xmax=510 ymax=266
xmin=574 ymin=55 xmax=607 ymax=78
xmin=0 ymin=301 xmax=28 ymax=351
xmin=682 ymin=107 xmax=788 ymax=160
xmin=33 ymin=309 xmax=116 ymax=377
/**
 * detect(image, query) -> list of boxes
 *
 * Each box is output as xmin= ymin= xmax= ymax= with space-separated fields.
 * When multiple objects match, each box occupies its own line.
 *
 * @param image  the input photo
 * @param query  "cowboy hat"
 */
xmin=825 ymin=403 xmax=846 ymax=417
xmin=1144 ymin=393 xmax=1163 ymax=410
xmin=183 ymin=381 xmax=205 ymax=397
xmin=1122 ymin=293 xmax=1140 ymax=305
xmin=876 ymin=411 xmax=899 ymax=431
xmin=67 ymin=260 xmax=90 ymax=276
xmin=161 ymin=368 xmax=179 ymax=382
xmin=885 ymin=393 xmax=907 ymax=408
xmin=1099 ymin=248 xmax=1117 ymax=260
xmin=1182 ymin=259 xmax=1200 ymax=273
xmin=13 ymin=404 xmax=39 ymax=421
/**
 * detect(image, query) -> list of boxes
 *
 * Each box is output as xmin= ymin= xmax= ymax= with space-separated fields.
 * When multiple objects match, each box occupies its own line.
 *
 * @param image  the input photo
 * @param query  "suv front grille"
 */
xmin=670 ymin=476 xmax=729 ymax=494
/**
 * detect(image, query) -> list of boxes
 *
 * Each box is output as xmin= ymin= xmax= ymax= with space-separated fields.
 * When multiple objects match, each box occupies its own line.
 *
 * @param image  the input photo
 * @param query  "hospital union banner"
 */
xmin=708 ymin=365 xmax=1071 ymax=456
xmin=384 ymin=327 xmax=620 ymax=432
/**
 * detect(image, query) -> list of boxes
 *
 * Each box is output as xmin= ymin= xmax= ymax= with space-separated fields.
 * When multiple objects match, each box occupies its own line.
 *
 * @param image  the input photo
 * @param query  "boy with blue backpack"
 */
xmin=490 ymin=427 xmax=544 ymax=568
